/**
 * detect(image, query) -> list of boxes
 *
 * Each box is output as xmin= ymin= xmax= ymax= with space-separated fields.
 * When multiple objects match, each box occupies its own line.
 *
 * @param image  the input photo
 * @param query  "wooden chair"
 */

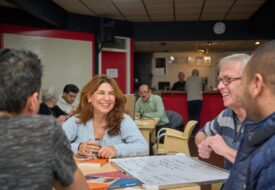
xmin=153 ymin=120 xmax=198 ymax=155
xmin=124 ymin=94 xmax=136 ymax=119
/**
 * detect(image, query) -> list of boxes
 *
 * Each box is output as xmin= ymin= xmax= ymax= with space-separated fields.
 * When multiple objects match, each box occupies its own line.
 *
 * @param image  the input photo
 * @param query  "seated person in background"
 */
xmin=62 ymin=75 xmax=148 ymax=159
xmin=0 ymin=49 xmax=89 ymax=190
xmin=135 ymin=84 xmax=170 ymax=136
xmin=57 ymin=84 xmax=79 ymax=116
xmin=39 ymin=86 xmax=68 ymax=125
xmin=171 ymin=72 xmax=185 ymax=91
xmin=195 ymin=53 xmax=250 ymax=170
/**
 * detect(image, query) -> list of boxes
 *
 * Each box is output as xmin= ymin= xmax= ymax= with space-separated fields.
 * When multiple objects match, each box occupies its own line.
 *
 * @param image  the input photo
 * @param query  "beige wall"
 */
xmin=3 ymin=33 xmax=93 ymax=100
xmin=151 ymin=51 xmax=250 ymax=91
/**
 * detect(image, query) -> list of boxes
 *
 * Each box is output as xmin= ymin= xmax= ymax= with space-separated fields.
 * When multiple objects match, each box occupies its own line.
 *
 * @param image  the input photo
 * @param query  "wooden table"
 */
xmin=78 ymin=161 xmax=200 ymax=190
xmin=135 ymin=118 xmax=159 ymax=143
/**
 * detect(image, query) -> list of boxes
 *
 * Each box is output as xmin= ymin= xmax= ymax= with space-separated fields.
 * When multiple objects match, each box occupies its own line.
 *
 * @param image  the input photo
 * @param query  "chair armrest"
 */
xmin=157 ymin=128 xmax=188 ymax=140
xmin=164 ymin=128 xmax=188 ymax=137
xmin=165 ymin=131 xmax=188 ymax=140
xmin=156 ymin=127 xmax=168 ymax=138
xmin=156 ymin=133 xmax=166 ymax=154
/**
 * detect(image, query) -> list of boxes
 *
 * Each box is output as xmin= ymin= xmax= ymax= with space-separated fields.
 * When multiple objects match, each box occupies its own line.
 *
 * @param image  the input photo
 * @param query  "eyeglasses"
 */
xmin=217 ymin=77 xmax=241 ymax=85
xmin=139 ymin=90 xmax=149 ymax=95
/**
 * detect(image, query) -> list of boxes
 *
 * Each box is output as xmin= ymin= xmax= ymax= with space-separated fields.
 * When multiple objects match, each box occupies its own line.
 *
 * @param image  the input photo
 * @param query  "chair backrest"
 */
xmin=183 ymin=120 xmax=198 ymax=139
xmin=165 ymin=110 xmax=184 ymax=131
xmin=153 ymin=120 xmax=197 ymax=156
xmin=124 ymin=94 xmax=136 ymax=119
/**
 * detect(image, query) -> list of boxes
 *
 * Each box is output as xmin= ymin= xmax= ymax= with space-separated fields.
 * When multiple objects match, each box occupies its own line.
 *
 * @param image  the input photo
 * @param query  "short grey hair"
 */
xmin=217 ymin=53 xmax=251 ymax=75
xmin=41 ymin=86 xmax=58 ymax=103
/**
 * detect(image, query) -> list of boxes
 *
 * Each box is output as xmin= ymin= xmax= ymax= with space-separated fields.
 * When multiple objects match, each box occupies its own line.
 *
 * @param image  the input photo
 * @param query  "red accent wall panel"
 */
xmin=101 ymin=51 xmax=127 ymax=93
xmin=162 ymin=92 xmax=225 ymax=128
xmin=162 ymin=93 xmax=188 ymax=124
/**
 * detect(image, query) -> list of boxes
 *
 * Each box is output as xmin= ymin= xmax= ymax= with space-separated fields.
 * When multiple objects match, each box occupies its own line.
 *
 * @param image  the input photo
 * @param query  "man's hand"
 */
xmin=206 ymin=134 xmax=227 ymax=156
xmin=197 ymin=140 xmax=213 ymax=159
xmin=206 ymin=134 xmax=237 ymax=163
xmin=56 ymin=115 xmax=67 ymax=125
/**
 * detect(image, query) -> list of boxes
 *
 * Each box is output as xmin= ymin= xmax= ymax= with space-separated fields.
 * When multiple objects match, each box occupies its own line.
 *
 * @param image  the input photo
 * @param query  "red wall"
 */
xmin=101 ymin=51 xmax=127 ymax=93
xmin=162 ymin=92 xmax=225 ymax=128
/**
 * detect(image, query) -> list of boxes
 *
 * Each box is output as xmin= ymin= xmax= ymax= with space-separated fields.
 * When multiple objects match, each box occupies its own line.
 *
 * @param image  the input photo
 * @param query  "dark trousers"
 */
xmin=187 ymin=100 xmax=202 ymax=135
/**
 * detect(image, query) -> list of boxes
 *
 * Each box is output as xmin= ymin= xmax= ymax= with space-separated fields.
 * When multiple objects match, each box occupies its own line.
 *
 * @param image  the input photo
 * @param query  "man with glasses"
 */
xmin=195 ymin=53 xmax=250 ymax=170
xmin=222 ymin=41 xmax=275 ymax=190
xmin=135 ymin=84 xmax=170 ymax=144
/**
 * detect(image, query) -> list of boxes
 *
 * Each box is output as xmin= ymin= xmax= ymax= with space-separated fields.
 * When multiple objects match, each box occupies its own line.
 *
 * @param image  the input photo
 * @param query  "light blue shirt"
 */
xmin=62 ymin=114 xmax=149 ymax=157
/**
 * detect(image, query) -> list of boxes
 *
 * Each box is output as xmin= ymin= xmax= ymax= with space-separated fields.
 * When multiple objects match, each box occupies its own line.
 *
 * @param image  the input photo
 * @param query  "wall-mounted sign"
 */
xmin=154 ymin=57 xmax=166 ymax=75
xmin=106 ymin=68 xmax=118 ymax=78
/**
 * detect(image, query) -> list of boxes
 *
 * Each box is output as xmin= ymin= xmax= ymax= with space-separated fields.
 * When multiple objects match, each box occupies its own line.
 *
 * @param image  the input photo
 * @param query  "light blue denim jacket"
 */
xmin=62 ymin=114 xmax=149 ymax=157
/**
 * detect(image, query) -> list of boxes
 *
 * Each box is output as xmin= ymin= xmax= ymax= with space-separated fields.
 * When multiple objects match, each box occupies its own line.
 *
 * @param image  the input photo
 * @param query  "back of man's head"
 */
xmin=192 ymin=69 xmax=199 ymax=76
xmin=0 ymin=49 xmax=42 ymax=113
xmin=63 ymin=84 xmax=79 ymax=94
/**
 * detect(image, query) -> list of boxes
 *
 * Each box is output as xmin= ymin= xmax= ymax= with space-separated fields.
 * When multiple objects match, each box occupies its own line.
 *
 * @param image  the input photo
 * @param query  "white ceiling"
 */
xmin=0 ymin=0 xmax=268 ymax=52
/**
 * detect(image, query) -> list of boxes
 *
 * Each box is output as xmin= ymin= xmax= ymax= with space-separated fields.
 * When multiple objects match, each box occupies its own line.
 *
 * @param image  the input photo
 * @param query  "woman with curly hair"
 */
xmin=62 ymin=75 xmax=148 ymax=159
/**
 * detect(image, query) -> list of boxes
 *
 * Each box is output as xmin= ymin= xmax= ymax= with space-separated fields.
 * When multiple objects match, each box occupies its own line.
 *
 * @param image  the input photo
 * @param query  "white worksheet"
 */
xmin=111 ymin=154 xmax=229 ymax=189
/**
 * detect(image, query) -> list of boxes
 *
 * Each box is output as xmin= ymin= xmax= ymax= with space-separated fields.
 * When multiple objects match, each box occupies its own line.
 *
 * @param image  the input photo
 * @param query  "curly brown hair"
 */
xmin=76 ymin=75 xmax=126 ymax=136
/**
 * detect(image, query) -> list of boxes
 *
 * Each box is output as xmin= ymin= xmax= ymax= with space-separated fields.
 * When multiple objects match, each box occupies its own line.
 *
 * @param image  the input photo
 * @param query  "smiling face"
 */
xmin=217 ymin=62 xmax=243 ymax=109
xmin=87 ymin=82 xmax=115 ymax=116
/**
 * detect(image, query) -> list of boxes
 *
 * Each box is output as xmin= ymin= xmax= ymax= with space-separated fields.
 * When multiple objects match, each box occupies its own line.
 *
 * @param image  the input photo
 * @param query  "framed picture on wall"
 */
xmin=154 ymin=57 xmax=166 ymax=75
xmin=187 ymin=56 xmax=195 ymax=67
xmin=195 ymin=56 xmax=204 ymax=66
xmin=155 ymin=58 xmax=166 ymax=68
xmin=188 ymin=56 xmax=211 ymax=67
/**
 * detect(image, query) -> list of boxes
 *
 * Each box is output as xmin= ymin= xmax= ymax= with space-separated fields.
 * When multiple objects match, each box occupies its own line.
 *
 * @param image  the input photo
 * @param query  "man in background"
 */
xmin=171 ymin=71 xmax=185 ymax=91
xmin=57 ymin=84 xmax=79 ymax=115
xmin=0 ymin=49 xmax=89 ymax=190
xmin=195 ymin=54 xmax=250 ymax=170
xmin=135 ymin=84 xmax=170 ymax=139
xmin=186 ymin=69 xmax=203 ymax=134
xmin=223 ymin=41 xmax=275 ymax=189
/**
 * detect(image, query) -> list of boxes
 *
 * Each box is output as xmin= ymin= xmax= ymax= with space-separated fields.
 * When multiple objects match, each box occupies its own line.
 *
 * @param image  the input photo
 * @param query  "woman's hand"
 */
xmin=98 ymin=146 xmax=117 ymax=159
xmin=78 ymin=141 xmax=101 ymax=157
xmin=56 ymin=115 xmax=67 ymax=125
